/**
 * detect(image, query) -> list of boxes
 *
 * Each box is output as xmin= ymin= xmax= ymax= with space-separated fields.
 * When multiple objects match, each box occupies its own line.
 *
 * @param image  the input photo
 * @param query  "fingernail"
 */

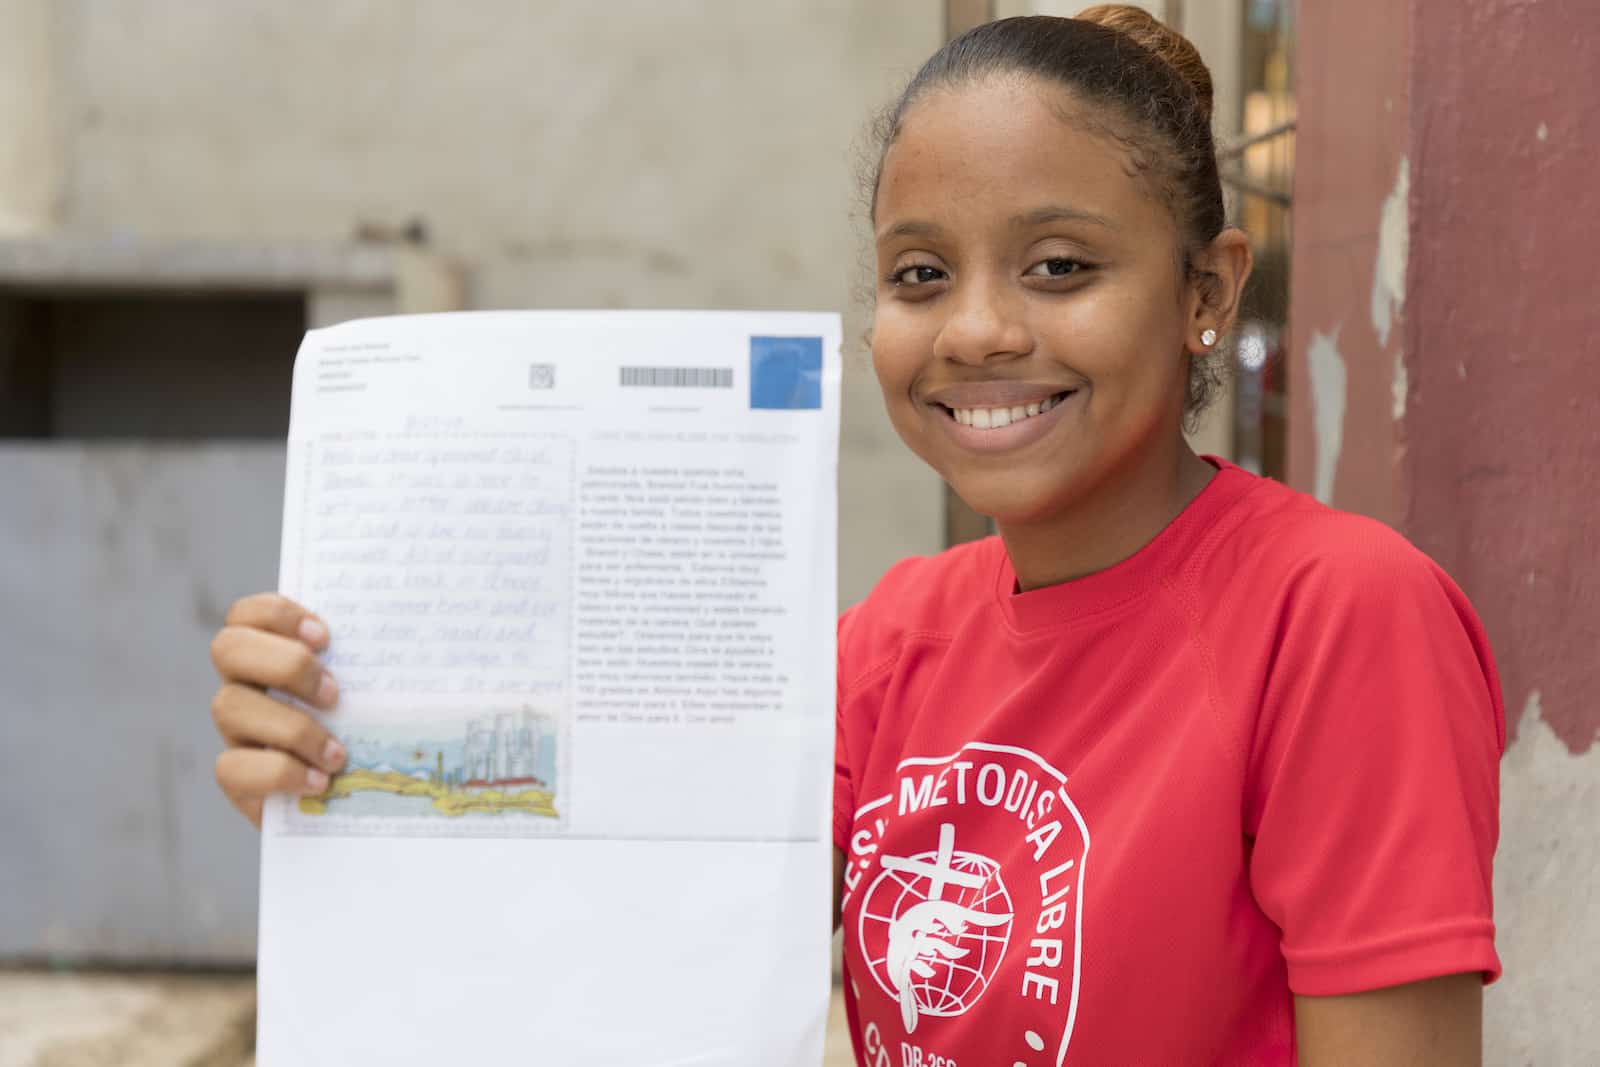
xmin=299 ymin=616 xmax=329 ymax=646
xmin=316 ymin=672 xmax=339 ymax=707
xmin=322 ymin=740 xmax=346 ymax=771
xmin=305 ymin=768 xmax=329 ymax=793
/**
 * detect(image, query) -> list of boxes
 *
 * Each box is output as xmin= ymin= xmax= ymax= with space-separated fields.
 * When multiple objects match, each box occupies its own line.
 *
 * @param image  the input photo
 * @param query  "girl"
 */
xmin=210 ymin=9 xmax=1502 ymax=1063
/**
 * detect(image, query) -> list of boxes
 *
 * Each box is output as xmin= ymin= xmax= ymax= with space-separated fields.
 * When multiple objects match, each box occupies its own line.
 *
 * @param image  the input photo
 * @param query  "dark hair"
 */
xmin=868 ymin=7 xmax=1230 ymax=422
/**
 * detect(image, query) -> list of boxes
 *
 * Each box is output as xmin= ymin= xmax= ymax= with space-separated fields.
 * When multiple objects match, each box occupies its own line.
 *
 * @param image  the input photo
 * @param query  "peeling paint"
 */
xmin=1292 ymin=2 xmax=1600 ymax=1057
xmin=1307 ymin=327 xmax=1347 ymax=504
xmin=1371 ymin=157 xmax=1411 ymax=348
xmin=1391 ymin=353 xmax=1408 ymax=421
xmin=1487 ymin=690 xmax=1600 ymax=1063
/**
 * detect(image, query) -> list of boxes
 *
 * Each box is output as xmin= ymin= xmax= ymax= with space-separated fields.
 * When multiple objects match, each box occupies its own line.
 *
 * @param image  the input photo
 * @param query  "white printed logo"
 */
xmin=844 ymin=742 xmax=1091 ymax=1062
xmin=860 ymin=822 xmax=1015 ymax=1032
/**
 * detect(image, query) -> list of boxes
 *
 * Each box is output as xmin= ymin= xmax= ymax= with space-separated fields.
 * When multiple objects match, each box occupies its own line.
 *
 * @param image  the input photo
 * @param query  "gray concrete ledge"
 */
xmin=0 ymin=238 xmax=396 ymax=294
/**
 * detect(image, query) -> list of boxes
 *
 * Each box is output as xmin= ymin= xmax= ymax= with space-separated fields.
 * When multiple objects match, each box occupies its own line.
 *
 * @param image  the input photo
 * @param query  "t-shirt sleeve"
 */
xmin=1245 ymin=536 xmax=1505 ymax=996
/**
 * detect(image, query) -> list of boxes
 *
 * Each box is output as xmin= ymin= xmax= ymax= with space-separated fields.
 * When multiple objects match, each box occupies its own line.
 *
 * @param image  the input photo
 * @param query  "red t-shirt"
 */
xmin=833 ymin=458 xmax=1503 ymax=1066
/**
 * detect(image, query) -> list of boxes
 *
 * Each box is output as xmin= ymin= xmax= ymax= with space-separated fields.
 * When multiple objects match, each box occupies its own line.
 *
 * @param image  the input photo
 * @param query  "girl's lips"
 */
xmin=922 ymin=381 xmax=1074 ymax=409
xmin=931 ymin=388 xmax=1079 ymax=453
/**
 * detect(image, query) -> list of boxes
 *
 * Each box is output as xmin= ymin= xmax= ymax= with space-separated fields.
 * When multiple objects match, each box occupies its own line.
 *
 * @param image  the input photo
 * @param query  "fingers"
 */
xmin=211 ymin=682 xmax=347 ymax=775
xmin=210 ymin=685 xmax=345 ymax=826
xmin=210 ymin=594 xmax=342 ymax=831
xmin=223 ymin=593 xmax=330 ymax=652
xmin=209 ymin=626 xmax=338 ymax=710
xmin=215 ymin=748 xmax=333 ymax=829
xmin=225 ymin=790 xmax=265 ymax=831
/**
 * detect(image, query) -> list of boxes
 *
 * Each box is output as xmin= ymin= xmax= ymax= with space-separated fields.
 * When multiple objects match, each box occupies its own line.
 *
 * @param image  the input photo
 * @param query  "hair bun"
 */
xmin=1075 ymin=4 xmax=1213 ymax=123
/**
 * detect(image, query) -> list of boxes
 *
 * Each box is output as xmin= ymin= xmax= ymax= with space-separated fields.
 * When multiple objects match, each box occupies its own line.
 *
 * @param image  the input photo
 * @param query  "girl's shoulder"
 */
xmin=853 ymin=534 xmax=1004 ymax=619
xmin=1190 ymin=461 xmax=1469 ymax=613
xmin=1187 ymin=464 xmax=1507 ymax=755
xmin=836 ymin=535 xmax=1003 ymax=688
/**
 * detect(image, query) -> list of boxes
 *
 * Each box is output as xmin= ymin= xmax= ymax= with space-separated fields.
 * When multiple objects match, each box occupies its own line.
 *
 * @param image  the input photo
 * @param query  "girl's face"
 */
xmin=871 ymin=77 xmax=1205 ymax=525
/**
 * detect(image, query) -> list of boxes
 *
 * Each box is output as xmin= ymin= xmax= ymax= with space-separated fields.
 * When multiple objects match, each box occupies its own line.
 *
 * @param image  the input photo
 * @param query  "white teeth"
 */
xmin=949 ymin=391 xmax=1071 ymax=430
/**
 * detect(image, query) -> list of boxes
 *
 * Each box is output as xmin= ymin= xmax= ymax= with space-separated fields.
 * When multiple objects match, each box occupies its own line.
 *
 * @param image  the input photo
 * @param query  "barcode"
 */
xmin=619 ymin=366 xmax=732 ymax=389
xmin=528 ymin=363 xmax=556 ymax=389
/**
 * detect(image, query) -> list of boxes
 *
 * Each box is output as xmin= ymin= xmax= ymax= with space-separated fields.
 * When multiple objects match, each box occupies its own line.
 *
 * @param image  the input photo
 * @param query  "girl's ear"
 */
xmin=1186 ymin=228 xmax=1253 ymax=353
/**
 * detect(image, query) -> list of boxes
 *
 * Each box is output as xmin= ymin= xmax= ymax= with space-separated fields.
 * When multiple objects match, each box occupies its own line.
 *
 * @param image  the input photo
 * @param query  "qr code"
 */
xmin=528 ymin=363 xmax=556 ymax=389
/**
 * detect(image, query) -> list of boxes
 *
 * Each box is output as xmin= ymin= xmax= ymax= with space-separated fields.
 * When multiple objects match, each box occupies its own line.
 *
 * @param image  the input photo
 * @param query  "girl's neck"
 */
xmin=997 ymin=441 xmax=1217 ymax=592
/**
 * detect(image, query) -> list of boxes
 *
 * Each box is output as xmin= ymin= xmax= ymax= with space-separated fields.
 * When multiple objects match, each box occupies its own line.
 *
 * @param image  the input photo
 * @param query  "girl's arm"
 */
xmin=1294 ymin=973 xmax=1482 ymax=1066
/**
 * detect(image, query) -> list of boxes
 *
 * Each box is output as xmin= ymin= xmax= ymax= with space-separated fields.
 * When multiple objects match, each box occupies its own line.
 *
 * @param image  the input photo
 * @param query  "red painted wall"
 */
xmin=1286 ymin=0 xmax=1409 ymax=525
xmin=1290 ymin=0 xmax=1600 ymax=751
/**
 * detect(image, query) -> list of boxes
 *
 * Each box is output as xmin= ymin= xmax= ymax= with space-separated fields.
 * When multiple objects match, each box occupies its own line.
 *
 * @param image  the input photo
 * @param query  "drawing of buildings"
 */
xmin=462 ymin=708 xmax=547 ymax=791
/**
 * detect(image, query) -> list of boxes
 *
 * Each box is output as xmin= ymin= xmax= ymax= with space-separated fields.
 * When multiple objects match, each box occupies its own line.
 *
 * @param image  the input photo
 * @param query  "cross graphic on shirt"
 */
xmin=881 ymin=822 xmax=987 ymax=902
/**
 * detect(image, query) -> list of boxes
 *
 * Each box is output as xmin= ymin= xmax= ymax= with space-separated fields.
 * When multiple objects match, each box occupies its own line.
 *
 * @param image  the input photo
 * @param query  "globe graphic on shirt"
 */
xmin=858 ymin=823 xmax=1014 ymax=1033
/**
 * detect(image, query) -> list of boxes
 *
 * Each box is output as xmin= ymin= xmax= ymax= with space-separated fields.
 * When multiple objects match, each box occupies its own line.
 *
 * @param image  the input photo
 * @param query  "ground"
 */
xmin=0 ymin=969 xmax=857 ymax=1066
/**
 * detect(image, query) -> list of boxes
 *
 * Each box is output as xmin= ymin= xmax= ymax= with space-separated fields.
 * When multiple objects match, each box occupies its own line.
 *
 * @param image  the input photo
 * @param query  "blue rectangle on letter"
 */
xmin=749 ymin=335 xmax=823 ymax=410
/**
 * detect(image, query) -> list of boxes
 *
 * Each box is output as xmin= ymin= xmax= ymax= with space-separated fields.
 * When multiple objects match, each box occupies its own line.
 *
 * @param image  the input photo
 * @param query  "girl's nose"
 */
xmin=931 ymin=275 xmax=1032 ymax=366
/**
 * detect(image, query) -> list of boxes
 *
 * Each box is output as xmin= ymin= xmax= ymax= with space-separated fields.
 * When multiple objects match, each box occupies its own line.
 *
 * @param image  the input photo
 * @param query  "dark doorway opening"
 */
xmin=0 ymin=291 xmax=306 ymax=439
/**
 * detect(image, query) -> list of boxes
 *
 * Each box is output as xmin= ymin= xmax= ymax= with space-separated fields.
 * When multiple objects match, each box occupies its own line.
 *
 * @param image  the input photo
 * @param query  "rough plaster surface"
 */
xmin=1291 ymin=4 xmax=1599 ymax=1059
xmin=1485 ymin=693 xmax=1600 ymax=1064
xmin=1405 ymin=0 xmax=1600 ymax=755
xmin=1286 ymin=0 xmax=1408 ymax=526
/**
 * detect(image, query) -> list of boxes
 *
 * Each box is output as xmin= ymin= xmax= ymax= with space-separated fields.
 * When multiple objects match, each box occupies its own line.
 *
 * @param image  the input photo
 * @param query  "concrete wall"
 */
xmin=5 ymin=0 xmax=946 ymax=606
xmin=0 ymin=0 xmax=62 ymax=232
xmin=0 ymin=0 xmax=946 ymax=963
xmin=1289 ymin=1 xmax=1600 ymax=1059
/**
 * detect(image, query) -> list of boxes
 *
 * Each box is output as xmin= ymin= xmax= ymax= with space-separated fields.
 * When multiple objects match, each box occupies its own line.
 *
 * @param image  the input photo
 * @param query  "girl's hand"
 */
xmin=208 ymin=593 xmax=345 ymax=829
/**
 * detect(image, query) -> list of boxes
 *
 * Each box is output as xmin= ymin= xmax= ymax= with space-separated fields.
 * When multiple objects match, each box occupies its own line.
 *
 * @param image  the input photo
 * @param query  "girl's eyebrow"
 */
xmin=876 ymin=206 xmax=1117 ymax=243
xmin=876 ymin=219 xmax=945 ymax=242
xmin=1012 ymin=205 xmax=1117 ymax=230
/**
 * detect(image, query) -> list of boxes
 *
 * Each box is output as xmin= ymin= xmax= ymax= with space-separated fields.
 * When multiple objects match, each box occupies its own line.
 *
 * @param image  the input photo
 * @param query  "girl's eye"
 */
xmin=1026 ymin=257 xmax=1085 ymax=278
xmin=890 ymin=264 xmax=946 ymax=287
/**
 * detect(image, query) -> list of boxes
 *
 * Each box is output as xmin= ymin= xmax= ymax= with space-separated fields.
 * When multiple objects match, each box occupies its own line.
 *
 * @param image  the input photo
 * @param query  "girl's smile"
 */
xmin=924 ymin=381 xmax=1081 ymax=454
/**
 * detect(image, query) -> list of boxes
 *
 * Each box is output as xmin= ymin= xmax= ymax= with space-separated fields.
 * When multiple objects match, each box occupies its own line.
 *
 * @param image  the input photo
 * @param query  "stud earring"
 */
xmin=1200 ymin=329 xmax=1217 ymax=347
